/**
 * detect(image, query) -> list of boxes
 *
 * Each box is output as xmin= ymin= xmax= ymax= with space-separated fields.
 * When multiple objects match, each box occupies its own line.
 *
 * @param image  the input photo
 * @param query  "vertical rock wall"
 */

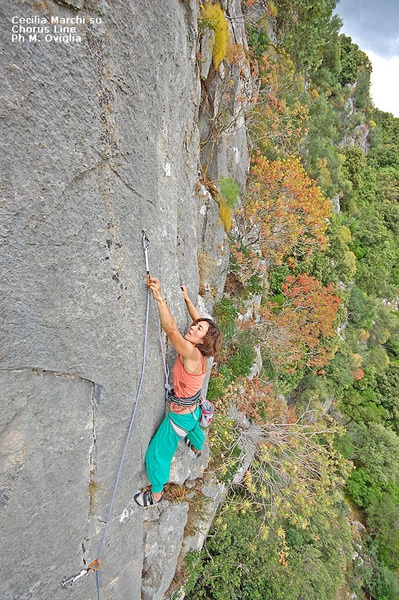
xmin=0 ymin=1 xmax=202 ymax=598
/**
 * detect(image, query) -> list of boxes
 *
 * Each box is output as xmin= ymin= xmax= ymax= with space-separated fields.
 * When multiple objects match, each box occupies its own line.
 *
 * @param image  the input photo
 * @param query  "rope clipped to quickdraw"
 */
xmin=61 ymin=230 xmax=151 ymax=599
xmin=143 ymin=229 xmax=171 ymax=394
xmin=142 ymin=229 xmax=170 ymax=395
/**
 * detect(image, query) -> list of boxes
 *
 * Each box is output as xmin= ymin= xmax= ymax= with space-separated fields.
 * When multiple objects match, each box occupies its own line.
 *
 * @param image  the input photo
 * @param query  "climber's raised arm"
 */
xmin=181 ymin=285 xmax=200 ymax=321
xmin=148 ymin=277 xmax=198 ymax=362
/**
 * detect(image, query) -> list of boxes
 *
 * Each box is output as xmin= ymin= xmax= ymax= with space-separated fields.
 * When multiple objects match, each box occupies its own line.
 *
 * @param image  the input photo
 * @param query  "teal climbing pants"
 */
xmin=145 ymin=405 xmax=204 ymax=493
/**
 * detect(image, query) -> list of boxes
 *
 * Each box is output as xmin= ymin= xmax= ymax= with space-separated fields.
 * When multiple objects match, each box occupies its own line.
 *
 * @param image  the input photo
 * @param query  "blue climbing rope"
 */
xmin=61 ymin=231 xmax=152 ymax=597
xmin=94 ymin=230 xmax=151 ymax=599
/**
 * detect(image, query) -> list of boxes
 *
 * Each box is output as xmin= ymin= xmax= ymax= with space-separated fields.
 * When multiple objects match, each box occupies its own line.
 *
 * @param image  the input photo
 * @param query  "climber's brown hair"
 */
xmin=194 ymin=318 xmax=222 ymax=357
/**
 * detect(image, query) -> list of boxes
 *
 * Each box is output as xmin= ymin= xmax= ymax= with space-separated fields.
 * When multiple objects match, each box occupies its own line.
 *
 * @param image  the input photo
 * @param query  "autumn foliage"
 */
xmin=248 ymin=50 xmax=309 ymax=157
xmin=242 ymin=156 xmax=332 ymax=266
xmin=233 ymin=376 xmax=297 ymax=424
xmin=199 ymin=2 xmax=230 ymax=70
xmin=243 ymin=412 xmax=351 ymax=528
xmin=261 ymin=274 xmax=341 ymax=371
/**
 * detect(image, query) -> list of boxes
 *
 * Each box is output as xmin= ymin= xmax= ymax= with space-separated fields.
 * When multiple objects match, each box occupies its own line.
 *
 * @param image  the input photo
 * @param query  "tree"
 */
xmin=338 ymin=34 xmax=372 ymax=86
xmin=323 ymin=219 xmax=357 ymax=284
xmin=273 ymin=0 xmax=340 ymax=73
xmin=366 ymin=492 xmax=399 ymax=571
xmin=347 ymin=285 xmax=377 ymax=328
xmin=199 ymin=2 xmax=230 ymax=70
xmin=350 ymin=205 xmax=396 ymax=295
xmin=349 ymin=422 xmax=399 ymax=491
xmin=340 ymin=386 xmax=386 ymax=425
xmin=260 ymin=274 xmax=341 ymax=372
xmin=184 ymin=386 xmax=352 ymax=600
xmin=303 ymin=92 xmax=344 ymax=198
xmin=242 ymin=156 xmax=332 ymax=266
xmin=185 ymin=495 xmax=352 ymax=600
xmin=247 ymin=48 xmax=309 ymax=159
xmin=376 ymin=364 xmax=399 ymax=430
xmin=241 ymin=412 xmax=350 ymax=527
xmin=341 ymin=145 xmax=366 ymax=191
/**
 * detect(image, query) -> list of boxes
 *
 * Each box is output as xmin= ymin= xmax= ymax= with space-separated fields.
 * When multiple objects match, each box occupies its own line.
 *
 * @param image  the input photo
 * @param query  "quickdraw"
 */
xmin=62 ymin=559 xmax=101 ymax=588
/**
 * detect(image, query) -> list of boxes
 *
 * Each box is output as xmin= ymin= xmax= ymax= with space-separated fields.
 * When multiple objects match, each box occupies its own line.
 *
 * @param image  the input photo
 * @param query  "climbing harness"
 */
xmin=61 ymin=230 xmax=151 ymax=599
xmin=167 ymin=388 xmax=202 ymax=407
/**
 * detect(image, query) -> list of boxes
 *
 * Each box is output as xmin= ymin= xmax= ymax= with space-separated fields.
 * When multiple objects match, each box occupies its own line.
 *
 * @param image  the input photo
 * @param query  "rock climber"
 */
xmin=134 ymin=277 xmax=222 ymax=507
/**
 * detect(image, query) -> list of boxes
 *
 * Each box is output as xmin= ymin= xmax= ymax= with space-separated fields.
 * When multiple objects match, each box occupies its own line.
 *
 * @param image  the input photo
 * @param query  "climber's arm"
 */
xmin=148 ymin=278 xmax=197 ymax=359
xmin=181 ymin=285 xmax=200 ymax=322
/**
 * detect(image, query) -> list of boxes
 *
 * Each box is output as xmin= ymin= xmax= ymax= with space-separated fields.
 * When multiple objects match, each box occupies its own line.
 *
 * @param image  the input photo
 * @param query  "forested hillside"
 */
xmin=182 ymin=1 xmax=399 ymax=598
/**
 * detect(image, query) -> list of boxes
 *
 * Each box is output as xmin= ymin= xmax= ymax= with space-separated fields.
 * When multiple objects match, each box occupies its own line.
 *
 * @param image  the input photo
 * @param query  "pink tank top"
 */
xmin=172 ymin=353 xmax=207 ymax=398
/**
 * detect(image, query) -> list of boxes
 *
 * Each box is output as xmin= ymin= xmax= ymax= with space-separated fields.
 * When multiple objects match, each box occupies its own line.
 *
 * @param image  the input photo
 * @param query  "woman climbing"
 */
xmin=134 ymin=277 xmax=222 ymax=507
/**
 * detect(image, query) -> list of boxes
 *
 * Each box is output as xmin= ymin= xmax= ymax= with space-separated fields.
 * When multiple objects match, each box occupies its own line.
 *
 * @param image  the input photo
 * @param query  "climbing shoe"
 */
xmin=134 ymin=490 xmax=163 ymax=507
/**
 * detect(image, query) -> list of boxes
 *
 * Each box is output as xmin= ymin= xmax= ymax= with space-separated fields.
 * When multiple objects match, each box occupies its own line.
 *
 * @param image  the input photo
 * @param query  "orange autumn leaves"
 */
xmin=234 ymin=376 xmax=297 ymax=424
xmin=232 ymin=154 xmax=341 ymax=377
xmin=261 ymin=274 xmax=341 ymax=372
xmin=244 ymin=155 xmax=332 ymax=266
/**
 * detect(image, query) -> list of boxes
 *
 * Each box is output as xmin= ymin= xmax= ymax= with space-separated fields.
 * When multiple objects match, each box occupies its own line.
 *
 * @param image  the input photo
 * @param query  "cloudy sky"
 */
xmin=335 ymin=0 xmax=399 ymax=117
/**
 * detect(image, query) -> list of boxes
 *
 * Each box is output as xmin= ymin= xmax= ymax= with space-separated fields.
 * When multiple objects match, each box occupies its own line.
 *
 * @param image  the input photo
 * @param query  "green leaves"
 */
xmin=338 ymin=34 xmax=372 ymax=86
xmin=185 ymin=493 xmax=352 ymax=600
xmin=197 ymin=5 xmax=399 ymax=597
xmin=273 ymin=0 xmax=340 ymax=73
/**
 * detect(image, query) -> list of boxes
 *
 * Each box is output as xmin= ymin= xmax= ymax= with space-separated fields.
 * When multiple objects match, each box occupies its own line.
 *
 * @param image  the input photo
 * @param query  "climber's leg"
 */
xmin=145 ymin=416 xmax=182 ymax=493
xmin=142 ymin=407 xmax=204 ymax=496
xmin=185 ymin=410 xmax=205 ymax=454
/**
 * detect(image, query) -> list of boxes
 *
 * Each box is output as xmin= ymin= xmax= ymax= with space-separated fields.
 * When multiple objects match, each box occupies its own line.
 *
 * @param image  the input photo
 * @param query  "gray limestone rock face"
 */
xmin=169 ymin=435 xmax=209 ymax=486
xmin=1 ymin=369 xmax=97 ymax=600
xmin=141 ymin=501 xmax=189 ymax=600
xmin=182 ymin=475 xmax=227 ymax=555
xmin=1 ymin=0 xmax=251 ymax=597
xmin=0 ymin=0 xmax=202 ymax=598
xmin=199 ymin=0 xmax=255 ymax=192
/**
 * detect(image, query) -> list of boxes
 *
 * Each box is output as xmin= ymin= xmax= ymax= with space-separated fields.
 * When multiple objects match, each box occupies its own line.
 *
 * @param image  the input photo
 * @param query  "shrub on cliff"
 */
xmin=199 ymin=2 xmax=230 ymax=70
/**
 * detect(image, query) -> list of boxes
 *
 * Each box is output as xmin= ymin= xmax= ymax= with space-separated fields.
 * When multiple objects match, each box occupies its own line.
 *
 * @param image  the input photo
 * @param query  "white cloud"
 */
xmin=365 ymin=50 xmax=399 ymax=117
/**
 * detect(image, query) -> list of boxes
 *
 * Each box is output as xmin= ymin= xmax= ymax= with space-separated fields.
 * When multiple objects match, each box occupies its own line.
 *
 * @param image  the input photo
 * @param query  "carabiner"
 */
xmin=61 ymin=559 xmax=101 ymax=588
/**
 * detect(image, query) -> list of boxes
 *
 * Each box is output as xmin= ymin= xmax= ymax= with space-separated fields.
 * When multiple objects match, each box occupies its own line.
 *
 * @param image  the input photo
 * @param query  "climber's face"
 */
xmin=184 ymin=320 xmax=209 ymax=345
